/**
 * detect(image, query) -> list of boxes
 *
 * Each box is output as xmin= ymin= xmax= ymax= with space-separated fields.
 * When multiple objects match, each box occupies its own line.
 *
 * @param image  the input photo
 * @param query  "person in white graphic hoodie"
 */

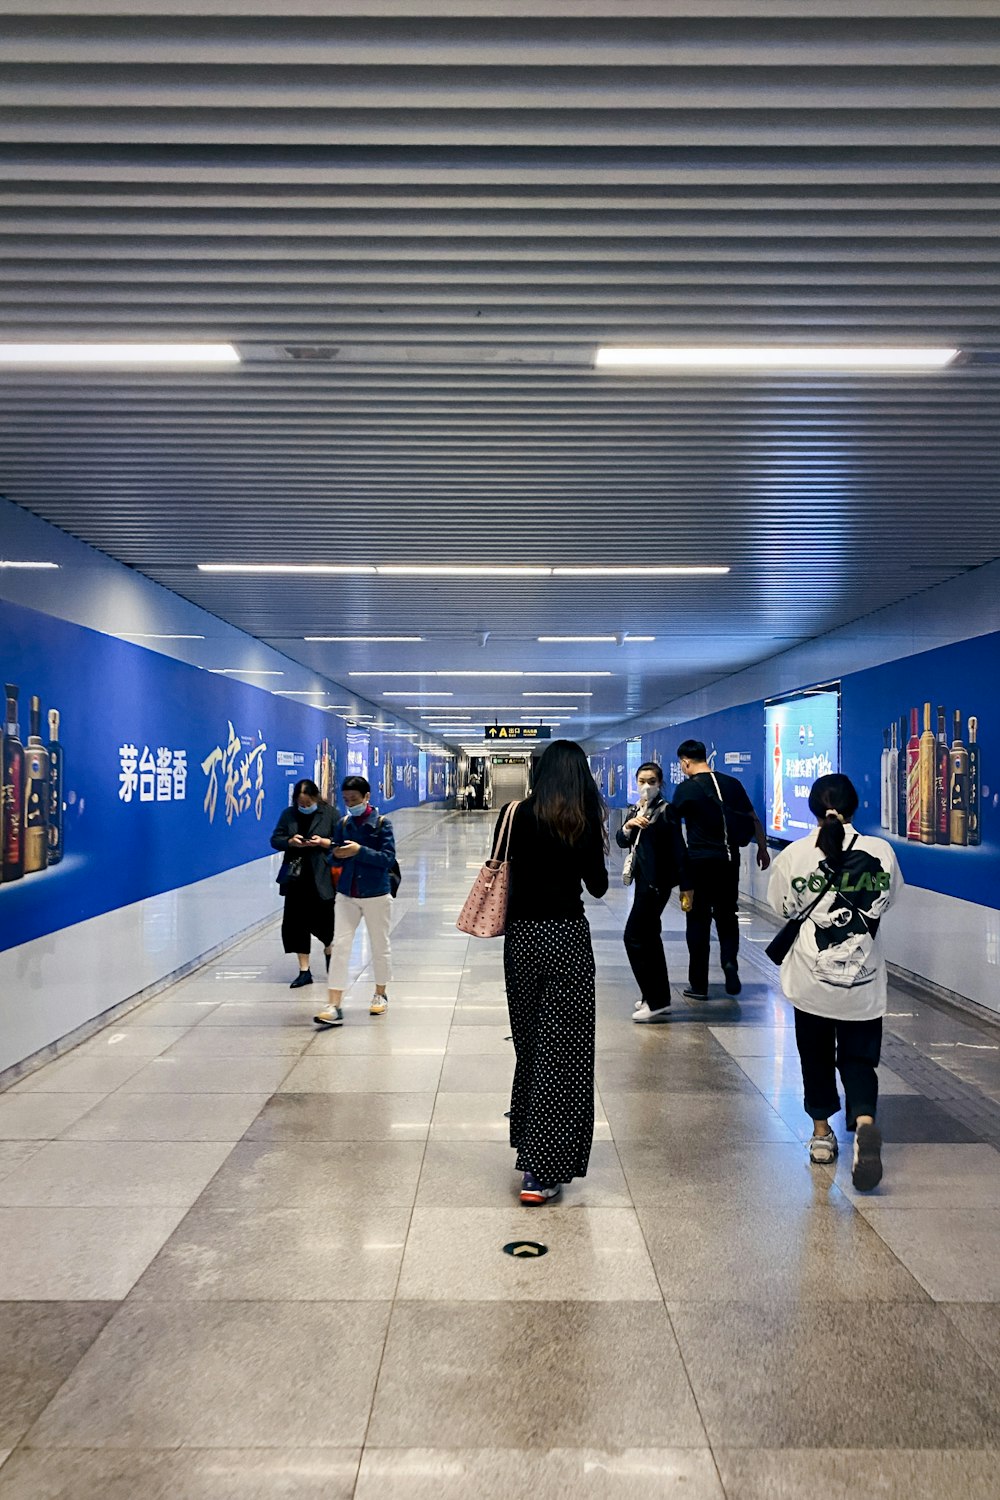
xmin=768 ymin=773 xmax=903 ymax=1191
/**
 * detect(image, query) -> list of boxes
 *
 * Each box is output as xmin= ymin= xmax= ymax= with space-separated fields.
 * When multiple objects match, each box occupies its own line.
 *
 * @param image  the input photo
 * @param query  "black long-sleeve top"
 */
xmin=614 ymin=795 xmax=684 ymax=894
xmin=495 ymin=800 xmax=609 ymax=923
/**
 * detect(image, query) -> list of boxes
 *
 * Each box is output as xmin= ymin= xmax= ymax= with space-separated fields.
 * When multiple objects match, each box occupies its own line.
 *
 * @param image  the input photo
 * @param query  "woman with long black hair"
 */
xmin=495 ymin=739 xmax=609 ymax=1205
xmin=768 ymin=773 xmax=903 ymax=1191
xmin=270 ymin=778 xmax=339 ymax=989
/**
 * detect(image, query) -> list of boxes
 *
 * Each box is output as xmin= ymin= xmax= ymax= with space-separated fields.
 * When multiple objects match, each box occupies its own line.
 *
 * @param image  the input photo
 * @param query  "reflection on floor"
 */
xmin=2 ymin=810 xmax=1000 ymax=1497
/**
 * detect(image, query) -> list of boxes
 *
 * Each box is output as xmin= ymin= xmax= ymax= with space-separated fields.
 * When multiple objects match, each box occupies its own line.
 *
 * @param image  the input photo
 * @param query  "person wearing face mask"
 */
xmin=314 ymin=775 xmax=398 ymax=1028
xmin=617 ymin=761 xmax=683 ymax=1021
xmin=270 ymin=779 xmax=340 ymax=989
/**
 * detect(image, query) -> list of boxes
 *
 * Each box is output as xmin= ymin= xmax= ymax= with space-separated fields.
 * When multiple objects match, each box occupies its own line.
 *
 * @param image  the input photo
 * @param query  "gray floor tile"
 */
xmin=714 ymin=1449 xmax=1000 ymax=1499
xmin=438 ymin=1054 xmax=515 ymax=1094
xmin=0 ymin=1143 xmax=42 ymax=1180
xmin=872 ymin=1096 xmax=981 ymax=1144
xmin=246 ymin=1091 xmax=434 ymax=1142
xmin=0 ymin=1140 xmax=234 ymax=1208
xmin=444 ymin=1026 xmax=517 ymax=1056
xmin=601 ymin=1089 xmax=797 ymax=1143
xmin=0 ymin=1448 xmax=361 ymax=1499
xmin=396 ymin=1207 xmax=661 ymax=1301
xmin=0 ymin=1302 xmax=116 ymax=1447
xmin=451 ymin=1005 xmax=511 ymax=1026
xmin=74 ymin=1027 xmax=190 ymax=1059
xmin=197 ymin=1139 xmax=425 ymax=1210
xmin=416 ymin=1139 xmax=631 ymax=1209
xmin=618 ymin=1138 xmax=836 ymax=1212
xmin=430 ymin=1092 xmax=611 ymax=1143
xmin=368 ymin=1302 xmax=706 ymax=1449
xmin=862 ymin=1208 xmax=1000 ymax=1301
xmin=195 ymin=1003 xmax=313 ymax=1028
xmin=833 ymin=1143 xmax=1000 ymax=1211
xmin=595 ymin=1052 xmax=757 ymax=1094
xmin=0 ymin=1095 xmax=106 ymax=1141
xmin=305 ymin=1025 xmax=451 ymax=1057
xmin=941 ymin=1304 xmax=1000 ymax=1377
xmin=131 ymin=1202 xmax=410 ymax=1301
xmin=118 ymin=1056 xmax=296 ymax=1095
xmin=162 ymin=1026 xmax=314 ymax=1057
xmin=0 ymin=1206 xmax=190 ymax=1299
xmin=11 ymin=1056 xmax=151 ymax=1095
xmin=355 ymin=1448 xmax=725 ymax=1499
xmin=279 ymin=1054 xmax=444 ymax=1094
xmin=113 ymin=1000 xmax=223 ymax=1028
xmin=25 ymin=1300 xmax=390 ymax=1448
xmin=707 ymin=1025 xmax=800 ymax=1058
xmin=670 ymin=1301 xmax=1000 ymax=1448
xmin=639 ymin=1201 xmax=927 ymax=1302
xmin=61 ymin=1092 xmax=270 ymax=1143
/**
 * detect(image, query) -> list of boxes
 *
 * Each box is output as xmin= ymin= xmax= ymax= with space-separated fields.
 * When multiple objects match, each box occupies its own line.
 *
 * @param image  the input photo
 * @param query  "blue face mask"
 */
xmin=347 ymin=802 xmax=368 ymax=818
xmin=298 ymin=803 xmax=318 ymax=815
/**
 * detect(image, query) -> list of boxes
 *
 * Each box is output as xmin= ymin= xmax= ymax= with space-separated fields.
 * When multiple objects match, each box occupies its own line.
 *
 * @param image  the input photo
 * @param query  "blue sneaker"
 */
xmin=520 ymin=1171 xmax=561 ymax=1206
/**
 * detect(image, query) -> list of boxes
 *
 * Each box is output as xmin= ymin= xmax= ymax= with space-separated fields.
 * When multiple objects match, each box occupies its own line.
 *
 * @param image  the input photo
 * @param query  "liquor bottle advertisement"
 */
xmin=763 ymin=688 xmax=840 ymax=842
xmin=0 ymin=595 xmax=433 ymax=956
xmin=840 ymin=624 xmax=997 ymax=908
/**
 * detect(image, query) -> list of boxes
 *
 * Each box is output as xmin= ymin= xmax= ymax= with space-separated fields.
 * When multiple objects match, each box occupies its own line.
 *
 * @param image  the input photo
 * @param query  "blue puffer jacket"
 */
xmin=330 ymin=806 xmax=397 ymax=899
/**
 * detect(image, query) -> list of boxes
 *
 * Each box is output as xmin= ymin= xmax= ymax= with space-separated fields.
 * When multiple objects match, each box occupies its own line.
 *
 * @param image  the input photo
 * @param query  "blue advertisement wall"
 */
xmin=841 ymin=631 xmax=998 ymax=910
xmin=0 ymin=596 xmax=445 ymax=955
xmin=591 ymin=629 xmax=999 ymax=910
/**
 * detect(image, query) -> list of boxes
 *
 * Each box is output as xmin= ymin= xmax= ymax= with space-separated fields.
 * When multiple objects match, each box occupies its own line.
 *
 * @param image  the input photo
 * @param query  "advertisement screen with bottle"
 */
xmin=841 ymin=628 xmax=996 ymax=907
xmin=764 ymin=687 xmax=841 ymax=843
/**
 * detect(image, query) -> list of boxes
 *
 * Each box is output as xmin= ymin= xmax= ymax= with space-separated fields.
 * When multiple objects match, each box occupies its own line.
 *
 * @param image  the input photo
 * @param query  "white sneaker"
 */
xmin=370 ymin=992 xmax=388 ymax=1016
xmin=313 ymin=1005 xmax=343 ymax=1029
xmin=808 ymin=1131 xmax=838 ymax=1165
xmin=632 ymin=1000 xmax=671 ymax=1023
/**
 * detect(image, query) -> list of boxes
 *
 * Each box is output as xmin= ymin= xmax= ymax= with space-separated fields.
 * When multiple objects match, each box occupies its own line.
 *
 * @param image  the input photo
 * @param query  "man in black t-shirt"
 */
xmin=672 ymin=739 xmax=771 ymax=1000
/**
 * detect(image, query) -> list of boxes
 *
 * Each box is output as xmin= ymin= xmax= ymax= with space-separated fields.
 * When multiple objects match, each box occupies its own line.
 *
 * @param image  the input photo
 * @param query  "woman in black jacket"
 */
xmin=495 ymin=739 xmax=609 ymax=1206
xmin=270 ymin=778 xmax=340 ymax=989
xmin=616 ymin=761 xmax=682 ymax=1022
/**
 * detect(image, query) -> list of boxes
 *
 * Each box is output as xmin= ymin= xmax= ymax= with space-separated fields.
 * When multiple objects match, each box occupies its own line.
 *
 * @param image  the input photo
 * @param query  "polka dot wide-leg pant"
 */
xmin=504 ymin=916 xmax=596 ymax=1186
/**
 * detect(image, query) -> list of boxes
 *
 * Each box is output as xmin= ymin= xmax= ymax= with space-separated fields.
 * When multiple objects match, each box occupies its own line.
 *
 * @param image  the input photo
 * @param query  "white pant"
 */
xmin=328 ymin=893 xmax=393 ymax=991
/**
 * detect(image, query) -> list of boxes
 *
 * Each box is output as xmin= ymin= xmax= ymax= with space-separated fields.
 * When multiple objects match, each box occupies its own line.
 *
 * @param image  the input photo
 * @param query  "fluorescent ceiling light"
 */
xmin=349 ymin=671 xmax=611 ymax=679
xmin=274 ymin=689 xmax=328 ymax=696
xmin=553 ymin=566 xmax=728 ymax=577
xmin=538 ymin=635 xmax=616 ymax=643
xmin=377 ymin=564 xmax=550 ymax=578
xmin=209 ymin=668 xmax=284 ymax=676
xmin=385 ymin=691 xmax=453 ymax=698
xmin=115 ymin=631 xmax=205 ymax=640
xmin=304 ymin=635 xmax=424 ymax=642
xmin=594 ymin=345 xmax=958 ymax=371
xmin=626 ymin=635 xmax=656 ymax=642
xmin=199 ymin=563 xmax=374 ymax=575
xmin=0 ymin=560 xmax=59 ymax=570
xmin=524 ymin=691 xmax=593 ymax=697
xmin=0 ymin=342 xmax=240 ymax=366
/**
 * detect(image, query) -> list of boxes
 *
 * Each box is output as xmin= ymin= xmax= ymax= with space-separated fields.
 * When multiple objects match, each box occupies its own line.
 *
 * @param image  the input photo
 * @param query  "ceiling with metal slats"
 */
xmin=1 ymin=0 xmax=999 ymax=746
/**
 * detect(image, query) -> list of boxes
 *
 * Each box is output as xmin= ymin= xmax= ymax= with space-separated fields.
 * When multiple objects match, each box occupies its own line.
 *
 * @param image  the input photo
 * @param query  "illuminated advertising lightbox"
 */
xmin=765 ymin=686 xmax=841 ymax=842
xmin=626 ymin=739 xmax=643 ymax=803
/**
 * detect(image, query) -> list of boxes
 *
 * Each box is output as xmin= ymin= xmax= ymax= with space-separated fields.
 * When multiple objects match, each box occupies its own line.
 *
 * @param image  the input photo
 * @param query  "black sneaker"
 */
xmin=852 ymin=1122 xmax=883 ymax=1192
xmin=723 ymin=963 xmax=742 ymax=996
xmin=289 ymin=970 xmax=313 ymax=990
xmin=682 ymin=987 xmax=709 ymax=1001
xmin=520 ymin=1171 xmax=561 ymax=1206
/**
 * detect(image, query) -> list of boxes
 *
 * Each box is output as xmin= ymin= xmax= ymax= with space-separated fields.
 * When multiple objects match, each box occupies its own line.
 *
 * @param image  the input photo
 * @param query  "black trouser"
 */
xmin=685 ymin=858 xmax=739 ymax=992
xmin=624 ymin=881 xmax=672 ymax=1008
xmin=281 ymin=882 xmax=336 ymax=955
xmin=794 ymin=1008 xmax=882 ymax=1130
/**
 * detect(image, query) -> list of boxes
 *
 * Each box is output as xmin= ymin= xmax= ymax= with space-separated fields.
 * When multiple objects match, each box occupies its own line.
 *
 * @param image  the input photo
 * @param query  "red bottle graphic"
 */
xmin=905 ymin=706 xmax=920 ymax=841
xmin=772 ymin=720 xmax=783 ymax=831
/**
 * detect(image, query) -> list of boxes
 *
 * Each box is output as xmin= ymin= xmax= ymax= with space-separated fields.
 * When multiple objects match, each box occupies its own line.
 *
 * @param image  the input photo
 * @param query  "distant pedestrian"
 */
xmin=617 ymin=761 xmax=683 ymax=1021
xmin=768 ymin=773 xmax=902 ymax=1190
xmin=270 ymin=779 xmax=339 ymax=989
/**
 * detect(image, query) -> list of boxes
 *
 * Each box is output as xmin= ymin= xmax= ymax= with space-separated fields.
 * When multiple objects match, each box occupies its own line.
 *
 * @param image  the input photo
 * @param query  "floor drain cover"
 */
xmin=503 ymin=1241 xmax=548 ymax=1258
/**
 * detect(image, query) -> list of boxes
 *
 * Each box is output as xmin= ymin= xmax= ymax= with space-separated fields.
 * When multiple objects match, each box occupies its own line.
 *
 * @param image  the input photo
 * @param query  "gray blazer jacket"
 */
xmin=270 ymin=804 xmax=340 ymax=902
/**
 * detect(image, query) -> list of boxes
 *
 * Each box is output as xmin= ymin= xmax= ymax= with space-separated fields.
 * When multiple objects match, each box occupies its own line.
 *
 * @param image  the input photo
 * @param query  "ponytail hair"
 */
xmin=808 ymin=773 xmax=859 ymax=862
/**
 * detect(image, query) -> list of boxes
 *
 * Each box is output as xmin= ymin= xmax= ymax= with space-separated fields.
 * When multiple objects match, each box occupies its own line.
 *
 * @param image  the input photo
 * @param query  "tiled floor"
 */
xmin=2 ymin=810 xmax=1000 ymax=1498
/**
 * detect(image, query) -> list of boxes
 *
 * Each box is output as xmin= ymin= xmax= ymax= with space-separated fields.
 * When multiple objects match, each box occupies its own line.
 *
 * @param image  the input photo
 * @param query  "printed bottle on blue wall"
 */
xmin=949 ymin=709 xmax=969 ymax=847
xmin=2 ymin=683 xmax=25 ymax=882
xmin=967 ymin=714 xmax=981 ymax=847
xmin=935 ymin=707 xmax=951 ymax=846
xmin=886 ymin=721 xmax=898 ymax=836
xmin=23 ymin=695 xmax=50 ymax=874
xmin=47 ymin=707 xmax=64 ymax=865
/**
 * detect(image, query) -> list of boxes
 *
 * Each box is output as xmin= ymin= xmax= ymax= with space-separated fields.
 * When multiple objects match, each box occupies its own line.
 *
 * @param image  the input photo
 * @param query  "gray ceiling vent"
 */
xmin=282 ymin=345 xmax=341 ymax=362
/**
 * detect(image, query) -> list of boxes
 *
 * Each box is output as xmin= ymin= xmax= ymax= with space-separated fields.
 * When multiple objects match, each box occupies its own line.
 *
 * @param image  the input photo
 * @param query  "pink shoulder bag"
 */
xmin=456 ymin=800 xmax=520 ymax=938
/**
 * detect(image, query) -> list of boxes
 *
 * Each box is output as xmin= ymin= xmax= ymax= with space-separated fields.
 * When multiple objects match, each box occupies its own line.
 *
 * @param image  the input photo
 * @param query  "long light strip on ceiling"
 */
xmin=116 ymin=632 xmax=205 ymax=640
xmin=198 ymin=563 xmax=726 ymax=578
xmin=594 ymin=345 xmax=958 ymax=371
xmin=524 ymin=691 xmax=593 ymax=697
xmin=209 ymin=668 xmax=284 ymax=676
xmin=0 ymin=560 xmax=59 ymax=569
xmin=305 ymin=635 xmax=424 ymax=642
xmin=350 ymin=671 xmax=612 ymax=679
xmin=0 ymin=343 xmax=240 ymax=365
